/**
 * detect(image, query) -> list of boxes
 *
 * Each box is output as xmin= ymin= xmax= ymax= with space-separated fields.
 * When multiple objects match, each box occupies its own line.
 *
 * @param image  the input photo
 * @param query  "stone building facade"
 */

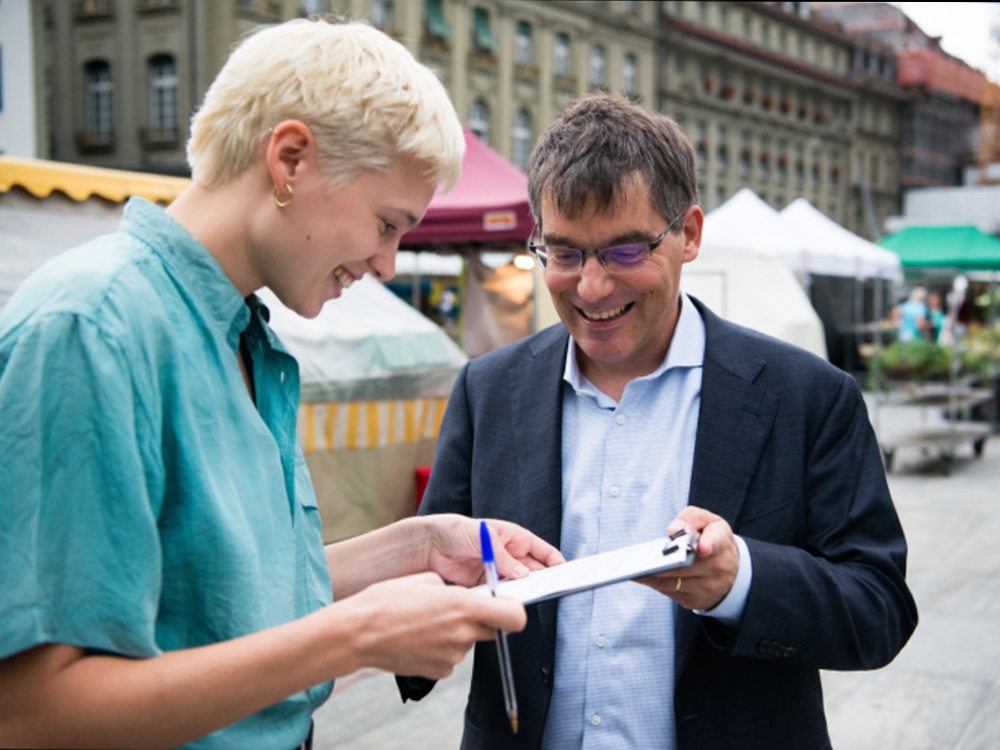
xmin=31 ymin=0 xmax=909 ymax=238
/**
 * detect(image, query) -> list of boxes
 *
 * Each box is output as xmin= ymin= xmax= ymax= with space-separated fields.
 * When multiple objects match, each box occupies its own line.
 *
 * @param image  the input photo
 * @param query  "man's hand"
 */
xmin=637 ymin=506 xmax=739 ymax=611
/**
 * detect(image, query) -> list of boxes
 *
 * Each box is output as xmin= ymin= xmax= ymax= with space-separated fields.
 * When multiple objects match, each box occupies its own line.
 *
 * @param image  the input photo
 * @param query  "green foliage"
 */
xmin=868 ymin=340 xmax=953 ymax=386
xmin=867 ymin=330 xmax=1000 ymax=389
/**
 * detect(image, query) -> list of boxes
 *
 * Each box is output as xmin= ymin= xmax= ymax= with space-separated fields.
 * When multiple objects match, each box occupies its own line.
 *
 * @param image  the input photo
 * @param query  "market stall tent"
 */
xmin=398 ymin=125 xmax=537 ymax=354
xmin=777 ymin=198 xmax=903 ymax=372
xmin=700 ymin=188 xmax=805 ymax=273
xmin=778 ymin=198 xmax=903 ymax=281
xmin=257 ymin=283 xmax=467 ymax=542
xmin=400 ymin=125 xmax=533 ymax=246
xmin=698 ymin=189 xmax=828 ymax=359
xmin=878 ymin=225 xmax=1000 ymax=271
xmin=682 ymin=249 xmax=828 ymax=360
xmin=1 ymin=155 xmax=466 ymax=542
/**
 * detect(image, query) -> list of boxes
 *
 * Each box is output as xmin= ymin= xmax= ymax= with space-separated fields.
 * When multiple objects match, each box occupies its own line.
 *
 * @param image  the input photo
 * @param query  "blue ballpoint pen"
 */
xmin=479 ymin=521 xmax=519 ymax=734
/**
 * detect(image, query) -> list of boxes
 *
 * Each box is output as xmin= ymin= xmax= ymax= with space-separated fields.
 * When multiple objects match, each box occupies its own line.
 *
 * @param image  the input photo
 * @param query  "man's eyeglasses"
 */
xmin=528 ymin=210 xmax=688 ymax=276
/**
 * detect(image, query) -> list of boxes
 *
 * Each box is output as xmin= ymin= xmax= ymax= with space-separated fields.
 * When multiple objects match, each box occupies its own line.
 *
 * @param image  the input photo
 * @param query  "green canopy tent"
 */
xmin=878 ymin=225 xmax=1000 ymax=271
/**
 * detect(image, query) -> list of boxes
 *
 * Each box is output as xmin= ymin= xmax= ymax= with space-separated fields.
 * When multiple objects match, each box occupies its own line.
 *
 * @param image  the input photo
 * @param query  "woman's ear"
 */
xmin=265 ymin=120 xmax=314 ymax=187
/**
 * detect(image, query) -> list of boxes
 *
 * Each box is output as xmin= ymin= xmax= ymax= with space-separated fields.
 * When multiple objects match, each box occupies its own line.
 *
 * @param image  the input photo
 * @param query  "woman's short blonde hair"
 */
xmin=187 ymin=19 xmax=464 ymax=190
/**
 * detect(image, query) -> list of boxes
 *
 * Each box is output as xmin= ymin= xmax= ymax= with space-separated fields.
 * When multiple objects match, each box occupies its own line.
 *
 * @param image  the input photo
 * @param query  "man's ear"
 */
xmin=265 ymin=120 xmax=314 ymax=187
xmin=681 ymin=205 xmax=704 ymax=262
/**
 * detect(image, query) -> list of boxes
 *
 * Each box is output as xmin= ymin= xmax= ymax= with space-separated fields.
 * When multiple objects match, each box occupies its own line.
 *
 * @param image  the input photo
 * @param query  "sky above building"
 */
xmin=887 ymin=2 xmax=1000 ymax=79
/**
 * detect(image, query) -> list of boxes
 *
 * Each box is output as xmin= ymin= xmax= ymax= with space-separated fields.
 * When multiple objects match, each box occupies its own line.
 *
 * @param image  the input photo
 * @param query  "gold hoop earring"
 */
xmin=273 ymin=183 xmax=293 ymax=208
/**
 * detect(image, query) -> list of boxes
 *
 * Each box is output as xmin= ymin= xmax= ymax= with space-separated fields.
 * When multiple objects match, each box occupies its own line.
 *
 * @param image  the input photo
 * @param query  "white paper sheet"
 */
xmin=473 ymin=531 xmax=699 ymax=605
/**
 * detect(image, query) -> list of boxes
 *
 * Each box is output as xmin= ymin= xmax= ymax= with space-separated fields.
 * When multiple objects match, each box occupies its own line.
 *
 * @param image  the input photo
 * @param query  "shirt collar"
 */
xmin=563 ymin=292 xmax=706 ymax=396
xmin=119 ymin=197 xmax=249 ymax=349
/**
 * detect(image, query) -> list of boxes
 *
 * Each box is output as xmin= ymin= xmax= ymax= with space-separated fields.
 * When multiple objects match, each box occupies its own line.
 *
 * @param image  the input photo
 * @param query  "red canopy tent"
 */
xmin=401 ymin=126 xmax=533 ymax=246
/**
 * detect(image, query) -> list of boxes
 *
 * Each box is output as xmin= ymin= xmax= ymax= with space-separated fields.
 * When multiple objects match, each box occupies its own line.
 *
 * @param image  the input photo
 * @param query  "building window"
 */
xmin=590 ymin=44 xmax=606 ymax=88
xmin=694 ymin=120 xmax=708 ymax=168
xmin=83 ymin=60 xmax=113 ymax=140
xmin=147 ymin=54 xmax=177 ymax=141
xmin=469 ymin=99 xmax=490 ymax=145
xmin=77 ymin=0 xmax=113 ymax=17
xmin=554 ymin=33 xmax=571 ymax=76
xmin=512 ymin=108 xmax=532 ymax=171
xmin=299 ymin=0 xmax=330 ymax=16
xmin=622 ymin=53 xmax=637 ymax=96
xmin=716 ymin=123 xmax=728 ymax=170
xmin=238 ymin=0 xmax=280 ymax=18
xmin=472 ymin=7 xmax=497 ymax=56
xmin=425 ymin=0 xmax=451 ymax=44
xmin=515 ymin=21 xmax=532 ymax=67
xmin=370 ymin=0 xmax=394 ymax=32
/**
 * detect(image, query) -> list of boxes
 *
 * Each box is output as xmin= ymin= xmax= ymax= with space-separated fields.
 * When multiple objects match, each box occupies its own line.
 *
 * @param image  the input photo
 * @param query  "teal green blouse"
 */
xmin=0 ymin=197 xmax=333 ymax=749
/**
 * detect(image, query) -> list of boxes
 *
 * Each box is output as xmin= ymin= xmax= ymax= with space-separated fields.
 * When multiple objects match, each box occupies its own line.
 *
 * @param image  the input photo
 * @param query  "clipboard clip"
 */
xmin=662 ymin=529 xmax=700 ymax=561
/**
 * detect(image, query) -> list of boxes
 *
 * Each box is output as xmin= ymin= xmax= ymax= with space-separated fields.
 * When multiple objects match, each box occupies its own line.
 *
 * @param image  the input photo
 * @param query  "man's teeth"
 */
xmin=334 ymin=268 xmax=354 ymax=289
xmin=582 ymin=305 xmax=627 ymax=321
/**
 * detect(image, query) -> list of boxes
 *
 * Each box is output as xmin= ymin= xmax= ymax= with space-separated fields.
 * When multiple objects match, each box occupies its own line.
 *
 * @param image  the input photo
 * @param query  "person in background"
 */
xmin=0 ymin=19 xmax=562 ymax=750
xmin=924 ymin=290 xmax=946 ymax=343
xmin=401 ymin=93 xmax=917 ymax=749
xmin=896 ymin=286 xmax=930 ymax=342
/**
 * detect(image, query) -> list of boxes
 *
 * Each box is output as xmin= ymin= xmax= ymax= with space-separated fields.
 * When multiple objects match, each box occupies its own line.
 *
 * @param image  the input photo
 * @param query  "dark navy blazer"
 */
xmin=402 ymin=298 xmax=917 ymax=750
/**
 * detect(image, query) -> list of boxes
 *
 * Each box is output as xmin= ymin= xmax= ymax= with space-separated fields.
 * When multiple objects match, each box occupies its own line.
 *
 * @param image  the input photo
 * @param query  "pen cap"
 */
xmin=480 ymin=521 xmax=495 ymax=564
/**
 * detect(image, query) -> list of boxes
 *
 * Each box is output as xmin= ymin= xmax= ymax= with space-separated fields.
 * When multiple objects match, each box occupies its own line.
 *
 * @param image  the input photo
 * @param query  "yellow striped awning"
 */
xmin=0 ymin=155 xmax=190 ymax=204
xmin=299 ymin=397 xmax=449 ymax=453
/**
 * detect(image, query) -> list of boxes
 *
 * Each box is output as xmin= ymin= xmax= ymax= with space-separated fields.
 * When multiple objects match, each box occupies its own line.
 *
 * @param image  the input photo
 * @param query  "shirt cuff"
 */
xmin=693 ymin=534 xmax=752 ymax=628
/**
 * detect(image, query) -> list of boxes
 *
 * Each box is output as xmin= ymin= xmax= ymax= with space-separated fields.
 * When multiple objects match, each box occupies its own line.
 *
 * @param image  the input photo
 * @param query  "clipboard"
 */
xmin=472 ymin=530 xmax=699 ymax=605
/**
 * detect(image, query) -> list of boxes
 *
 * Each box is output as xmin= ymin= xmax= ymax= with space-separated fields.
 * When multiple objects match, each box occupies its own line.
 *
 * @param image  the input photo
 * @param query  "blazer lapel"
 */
xmin=675 ymin=301 xmax=778 ymax=681
xmin=506 ymin=325 xmax=570 ymax=650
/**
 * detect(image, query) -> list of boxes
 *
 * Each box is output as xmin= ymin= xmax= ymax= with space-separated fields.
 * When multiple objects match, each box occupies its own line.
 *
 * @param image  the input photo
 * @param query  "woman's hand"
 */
xmin=423 ymin=514 xmax=565 ymax=588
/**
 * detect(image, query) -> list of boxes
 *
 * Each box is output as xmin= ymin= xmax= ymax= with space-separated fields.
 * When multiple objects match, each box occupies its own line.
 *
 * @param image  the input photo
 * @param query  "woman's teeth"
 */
xmin=334 ymin=268 xmax=354 ymax=289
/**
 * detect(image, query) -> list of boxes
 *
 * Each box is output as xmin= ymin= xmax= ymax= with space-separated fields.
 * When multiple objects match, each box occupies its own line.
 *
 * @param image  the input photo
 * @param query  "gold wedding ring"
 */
xmin=675 ymin=577 xmax=682 ymax=592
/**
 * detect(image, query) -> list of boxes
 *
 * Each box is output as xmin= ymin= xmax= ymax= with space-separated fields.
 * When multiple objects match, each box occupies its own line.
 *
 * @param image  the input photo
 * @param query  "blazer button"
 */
xmin=757 ymin=639 xmax=772 ymax=656
xmin=541 ymin=667 xmax=552 ymax=687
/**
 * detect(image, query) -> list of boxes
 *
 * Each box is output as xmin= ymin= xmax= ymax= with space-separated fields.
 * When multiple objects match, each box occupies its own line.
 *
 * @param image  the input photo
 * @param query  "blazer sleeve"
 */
xmin=726 ymin=373 xmax=918 ymax=670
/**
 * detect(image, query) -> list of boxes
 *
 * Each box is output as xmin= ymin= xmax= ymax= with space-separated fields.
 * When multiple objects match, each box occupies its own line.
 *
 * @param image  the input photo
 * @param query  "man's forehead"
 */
xmin=539 ymin=184 xmax=654 ymax=228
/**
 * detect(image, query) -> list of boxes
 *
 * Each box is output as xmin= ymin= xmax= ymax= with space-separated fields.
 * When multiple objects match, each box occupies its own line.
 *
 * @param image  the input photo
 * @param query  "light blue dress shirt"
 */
xmin=0 ymin=198 xmax=333 ymax=750
xmin=541 ymin=295 xmax=751 ymax=750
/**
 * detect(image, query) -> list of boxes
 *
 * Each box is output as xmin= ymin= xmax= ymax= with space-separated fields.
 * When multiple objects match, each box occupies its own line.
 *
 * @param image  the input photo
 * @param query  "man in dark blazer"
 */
xmin=401 ymin=93 xmax=917 ymax=749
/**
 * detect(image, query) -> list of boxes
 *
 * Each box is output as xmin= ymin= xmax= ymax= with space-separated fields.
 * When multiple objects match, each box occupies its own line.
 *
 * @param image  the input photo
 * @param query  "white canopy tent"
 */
xmin=703 ymin=188 xmax=902 ymax=282
xmin=682 ymin=250 xmax=828 ymax=359
xmin=778 ymin=198 xmax=903 ymax=282
xmin=258 ymin=282 xmax=468 ymax=542
xmin=697 ymin=189 xmax=828 ymax=359
xmin=701 ymin=188 xmax=805 ymax=274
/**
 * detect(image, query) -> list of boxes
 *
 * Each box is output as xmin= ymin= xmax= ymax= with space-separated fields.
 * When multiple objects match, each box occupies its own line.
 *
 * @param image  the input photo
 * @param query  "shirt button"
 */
xmin=609 ymin=486 xmax=620 ymax=497
xmin=591 ymin=714 xmax=602 ymax=726
xmin=595 ymin=635 xmax=606 ymax=647
xmin=615 ymin=414 xmax=626 ymax=425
